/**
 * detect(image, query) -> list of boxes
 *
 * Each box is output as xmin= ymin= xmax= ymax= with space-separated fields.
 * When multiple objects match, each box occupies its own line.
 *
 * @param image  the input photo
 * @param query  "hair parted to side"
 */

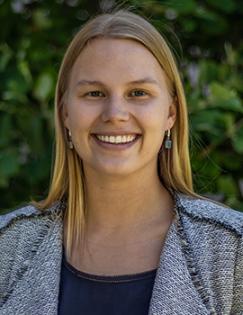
xmin=33 ymin=9 xmax=198 ymax=260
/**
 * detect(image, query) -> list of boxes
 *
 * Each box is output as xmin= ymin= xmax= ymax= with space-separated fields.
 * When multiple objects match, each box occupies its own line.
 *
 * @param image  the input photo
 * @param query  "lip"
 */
xmin=91 ymin=134 xmax=141 ymax=151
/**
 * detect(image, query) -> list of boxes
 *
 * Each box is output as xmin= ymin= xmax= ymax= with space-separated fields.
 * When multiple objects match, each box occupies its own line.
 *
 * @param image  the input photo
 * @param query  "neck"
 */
xmin=83 ymin=166 xmax=174 ymax=243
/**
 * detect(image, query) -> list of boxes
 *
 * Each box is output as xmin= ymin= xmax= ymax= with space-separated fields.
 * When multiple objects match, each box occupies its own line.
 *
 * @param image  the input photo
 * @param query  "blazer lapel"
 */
xmin=1 ymin=212 xmax=63 ymax=315
xmin=148 ymin=219 xmax=210 ymax=315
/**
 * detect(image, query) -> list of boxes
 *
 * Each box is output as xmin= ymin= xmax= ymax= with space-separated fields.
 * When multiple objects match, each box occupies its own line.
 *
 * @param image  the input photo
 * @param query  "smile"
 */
xmin=95 ymin=134 xmax=137 ymax=144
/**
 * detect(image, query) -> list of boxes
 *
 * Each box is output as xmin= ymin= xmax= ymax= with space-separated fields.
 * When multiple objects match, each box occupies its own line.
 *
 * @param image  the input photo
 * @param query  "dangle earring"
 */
xmin=165 ymin=129 xmax=172 ymax=149
xmin=67 ymin=129 xmax=73 ymax=149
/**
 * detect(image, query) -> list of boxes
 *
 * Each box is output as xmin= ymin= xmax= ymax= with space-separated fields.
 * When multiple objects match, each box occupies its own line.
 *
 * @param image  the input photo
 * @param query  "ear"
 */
xmin=62 ymin=102 xmax=70 ymax=129
xmin=166 ymin=100 xmax=177 ymax=130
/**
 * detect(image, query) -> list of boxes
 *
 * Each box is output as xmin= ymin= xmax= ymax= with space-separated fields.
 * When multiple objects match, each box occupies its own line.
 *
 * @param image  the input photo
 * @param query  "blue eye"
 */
xmin=84 ymin=90 xmax=148 ymax=98
xmin=86 ymin=91 xmax=104 ymax=97
xmin=130 ymin=90 xmax=148 ymax=97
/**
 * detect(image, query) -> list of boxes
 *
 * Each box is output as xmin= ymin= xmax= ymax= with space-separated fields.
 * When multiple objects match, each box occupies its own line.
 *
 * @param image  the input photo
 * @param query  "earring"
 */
xmin=67 ymin=129 xmax=73 ymax=149
xmin=165 ymin=129 xmax=172 ymax=149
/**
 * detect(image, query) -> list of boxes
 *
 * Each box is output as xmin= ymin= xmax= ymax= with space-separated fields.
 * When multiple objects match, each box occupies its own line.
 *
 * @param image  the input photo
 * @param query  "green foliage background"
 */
xmin=0 ymin=0 xmax=243 ymax=212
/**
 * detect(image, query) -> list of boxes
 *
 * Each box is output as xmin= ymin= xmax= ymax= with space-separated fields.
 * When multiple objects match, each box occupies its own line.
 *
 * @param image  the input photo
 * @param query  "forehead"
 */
xmin=69 ymin=38 xmax=167 ymax=88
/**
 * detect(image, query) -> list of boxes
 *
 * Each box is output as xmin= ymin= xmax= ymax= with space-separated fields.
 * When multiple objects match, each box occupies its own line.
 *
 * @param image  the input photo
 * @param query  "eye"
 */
xmin=85 ymin=91 xmax=105 ymax=97
xmin=130 ymin=90 xmax=148 ymax=97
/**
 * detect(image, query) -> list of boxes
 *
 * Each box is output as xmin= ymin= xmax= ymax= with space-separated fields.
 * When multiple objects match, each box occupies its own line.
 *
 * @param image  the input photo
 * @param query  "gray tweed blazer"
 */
xmin=0 ymin=192 xmax=242 ymax=315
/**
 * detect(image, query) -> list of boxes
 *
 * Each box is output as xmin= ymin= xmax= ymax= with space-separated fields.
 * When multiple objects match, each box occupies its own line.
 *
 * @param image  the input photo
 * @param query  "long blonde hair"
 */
xmin=33 ymin=9 xmax=197 ymax=260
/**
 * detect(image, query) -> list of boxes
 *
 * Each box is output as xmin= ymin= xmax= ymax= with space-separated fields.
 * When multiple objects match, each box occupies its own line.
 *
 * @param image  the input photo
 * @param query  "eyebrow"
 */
xmin=76 ymin=77 xmax=160 ymax=88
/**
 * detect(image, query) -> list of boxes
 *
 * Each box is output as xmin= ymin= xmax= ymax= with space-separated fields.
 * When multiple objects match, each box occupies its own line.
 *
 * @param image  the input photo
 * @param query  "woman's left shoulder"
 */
xmin=174 ymin=193 xmax=242 ymax=314
xmin=175 ymin=192 xmax=243 ymax=237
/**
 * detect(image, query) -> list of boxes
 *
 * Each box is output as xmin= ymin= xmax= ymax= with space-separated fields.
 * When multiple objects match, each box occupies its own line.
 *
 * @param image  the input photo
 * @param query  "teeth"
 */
xmin=96 ymin=135 xmax=137 ymax=144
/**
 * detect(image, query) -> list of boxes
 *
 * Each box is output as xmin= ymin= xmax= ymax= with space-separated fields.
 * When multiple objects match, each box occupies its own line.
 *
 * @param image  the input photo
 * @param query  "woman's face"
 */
xmin=63 ymin=38 xmax=176 ymax=177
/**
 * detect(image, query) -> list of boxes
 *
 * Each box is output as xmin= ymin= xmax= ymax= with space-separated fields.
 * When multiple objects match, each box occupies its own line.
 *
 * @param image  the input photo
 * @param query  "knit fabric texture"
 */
xmin=0 ymin=192 xmax=242 ymax=315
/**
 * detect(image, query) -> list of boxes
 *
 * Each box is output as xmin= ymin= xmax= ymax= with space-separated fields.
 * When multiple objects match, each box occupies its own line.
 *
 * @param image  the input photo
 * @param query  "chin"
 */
xmin=90 ymin=162 xmax=139 ymax=177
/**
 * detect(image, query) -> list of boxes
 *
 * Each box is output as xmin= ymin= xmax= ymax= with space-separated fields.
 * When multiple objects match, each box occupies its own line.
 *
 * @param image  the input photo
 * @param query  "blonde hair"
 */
xmin=33 ymin=9 xmax=198 ymax=260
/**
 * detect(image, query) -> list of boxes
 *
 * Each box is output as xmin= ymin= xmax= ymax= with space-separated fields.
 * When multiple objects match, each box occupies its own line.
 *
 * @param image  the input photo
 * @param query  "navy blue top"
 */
xmin=58 ymin=250 xmax=157 ymax=315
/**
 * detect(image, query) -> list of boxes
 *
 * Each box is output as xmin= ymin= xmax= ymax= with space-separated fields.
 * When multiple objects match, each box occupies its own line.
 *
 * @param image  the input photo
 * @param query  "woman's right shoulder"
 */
xmin=0 ymin=200 xmax=64 ymax=233
xmin=0 ymin=205 xmax=39 ymax=231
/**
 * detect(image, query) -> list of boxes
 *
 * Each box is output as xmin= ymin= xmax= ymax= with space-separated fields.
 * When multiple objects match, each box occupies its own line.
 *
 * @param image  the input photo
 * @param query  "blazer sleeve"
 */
xmin=231 ymin=234 xmax=243 ymax=315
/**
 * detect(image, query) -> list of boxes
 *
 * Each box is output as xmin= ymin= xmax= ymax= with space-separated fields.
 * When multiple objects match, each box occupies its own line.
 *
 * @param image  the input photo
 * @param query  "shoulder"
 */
xmin=0 ymin=201 xmax=63 ymax=233
xmin=175 ymin=192 xmax=243 ymax=236
xmin=0 ymin=205 xmax=38 ymax=230
xmin=174 ymin=193 xmax=243 ymax=313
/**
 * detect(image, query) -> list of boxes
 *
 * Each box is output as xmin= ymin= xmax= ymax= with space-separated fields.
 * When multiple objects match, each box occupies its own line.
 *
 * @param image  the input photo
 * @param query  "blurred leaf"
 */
xmin=191 ymin=110 xmax=231 ymax=143
xmin=18 ymin=60 xmax=32 ymax=85
xmin=208 ymin=82 xmax=243 ymax=112
xmin=225 ymin=42 xmax=237 ymax=66
xmin=182 ymin=19 xmax=197 ymax=32
xmin=195 ymin=7 xmax=227 ymax=34
xmin=33 ymin=9 xmax=52 ymax=30
xmin=33 ymin=72 xmax=54 ymax=102
xmin=3 ymin=71 xmax=30 ymax=103
xmin=167 ymin=0 xmax=197 ymax=14
xmin=0 ymin=149 xmax=20 ymax=188
xmin=29 ymin=115 xmax=45 ymax=154
xmin=206 ymin=0 xmax=236 ymax=13
xmin=217 ymin=175 xmax=238 ymax=196
xmin=0 ymin=114 xmax=13 ymax=147
xmin=0 ymin=44 xmax=13 ymax=71
xmin=199 ymin=61 xmax=220 ymax=83
xmin=212 ymin=151 xmax=242 ymax=171
xmin=232 ymin=127 xmax=243 ymax=153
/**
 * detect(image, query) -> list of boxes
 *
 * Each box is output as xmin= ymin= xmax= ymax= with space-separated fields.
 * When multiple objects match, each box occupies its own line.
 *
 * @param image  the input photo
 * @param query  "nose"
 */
xmin=101 ymin=96 xmax=130 ymax=123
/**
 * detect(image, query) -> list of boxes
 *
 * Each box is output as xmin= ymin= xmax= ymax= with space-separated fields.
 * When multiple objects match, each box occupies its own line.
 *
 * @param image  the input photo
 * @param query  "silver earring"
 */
xmin=67 ymin=129 xmax=73 ymax=149
xmin=165 ymin=129 xmax=172 ymax=149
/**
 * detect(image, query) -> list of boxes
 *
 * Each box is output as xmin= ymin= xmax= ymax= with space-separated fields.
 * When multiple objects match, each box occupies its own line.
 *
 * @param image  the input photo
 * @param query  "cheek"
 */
xmin=139 ymin=107 xmax=168 ymax=131
xmin=68 ymin=102 xmax=98 ymax=130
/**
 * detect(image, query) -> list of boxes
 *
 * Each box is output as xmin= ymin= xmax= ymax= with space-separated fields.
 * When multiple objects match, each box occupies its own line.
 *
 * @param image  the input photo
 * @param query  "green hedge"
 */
xmin=0 ymin=0 xmax=242 ymax=211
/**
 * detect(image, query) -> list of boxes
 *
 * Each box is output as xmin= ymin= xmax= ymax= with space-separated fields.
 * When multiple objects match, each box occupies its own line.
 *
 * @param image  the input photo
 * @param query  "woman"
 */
xmin=0 ymin=9 xmax=242 ymax=315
